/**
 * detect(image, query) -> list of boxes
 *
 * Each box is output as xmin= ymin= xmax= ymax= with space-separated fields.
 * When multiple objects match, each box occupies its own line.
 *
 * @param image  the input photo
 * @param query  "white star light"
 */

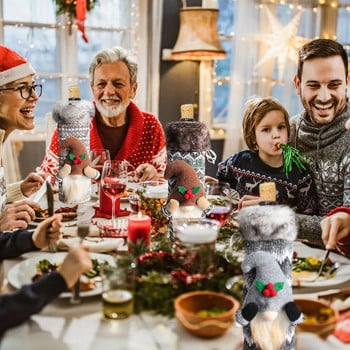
xmin=254 ymin=8 xmax=310 ymax=80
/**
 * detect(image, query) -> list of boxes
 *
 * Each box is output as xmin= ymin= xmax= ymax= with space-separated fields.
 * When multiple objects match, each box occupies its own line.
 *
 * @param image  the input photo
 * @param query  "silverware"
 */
xmin=46 ymin=181 xmax=57 ymax=253
xmin=70 ymin=224 xmax=90 ymax=304
xmin=314 ymin=249 xmax=330 ymax=281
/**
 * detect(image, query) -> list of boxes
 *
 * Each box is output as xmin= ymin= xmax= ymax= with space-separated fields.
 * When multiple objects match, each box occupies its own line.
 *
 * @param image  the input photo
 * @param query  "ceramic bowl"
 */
xmin=174 ymin=290 xmax=239 ymax=338
xmin=294 ymin=298 xmax=338 ymax=339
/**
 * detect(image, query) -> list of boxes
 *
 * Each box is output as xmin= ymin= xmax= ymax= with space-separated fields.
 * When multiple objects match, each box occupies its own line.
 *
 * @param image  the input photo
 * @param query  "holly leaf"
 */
xmin=68 ymin=153 xmax=75 ymax=161
xmin=192 ymin=186 xmax=200 ymax=194
xmin=178 ymin=186 xmax=187 ymax=194
xmin=255 ymin=280 xmax=265 ymax=292
xmin=80 ymin=153 xmax=86 ymax=160
xmin=274 ymin=282 xmax=284 ymax=291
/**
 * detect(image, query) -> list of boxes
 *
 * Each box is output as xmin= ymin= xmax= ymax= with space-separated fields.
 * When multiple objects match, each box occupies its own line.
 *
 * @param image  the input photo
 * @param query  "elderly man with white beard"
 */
xmin=39 ymin=46 xmax=167 ymax=183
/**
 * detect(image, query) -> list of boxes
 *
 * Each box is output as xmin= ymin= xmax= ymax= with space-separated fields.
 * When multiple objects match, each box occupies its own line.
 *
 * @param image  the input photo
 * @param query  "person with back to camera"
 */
xmin=0 ymin=45 xmax=50 ymax=231
xmin=217 ymin=96 xmax=318 ymax=215
xmin=39 ymin=46 xmax=167 ymax=182
xmin=288 ymin=38 xmax=350 ymax=248
xmin=0 ymin=213 xmax=93 ymax=337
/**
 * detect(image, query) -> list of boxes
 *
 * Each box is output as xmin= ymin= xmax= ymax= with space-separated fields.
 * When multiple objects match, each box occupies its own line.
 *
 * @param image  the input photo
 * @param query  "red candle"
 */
xmin=127 ymin=213 xmax=151 ymax=249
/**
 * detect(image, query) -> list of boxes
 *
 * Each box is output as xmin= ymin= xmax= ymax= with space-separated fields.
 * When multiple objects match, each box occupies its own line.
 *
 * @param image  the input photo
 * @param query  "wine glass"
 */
xmin=90 ymin=149 xmax=111 ymax=196
xmin=101 ymin=160 xmax=128 ymax=228
xmin=204 ymin=182 xmax=234 ymax=226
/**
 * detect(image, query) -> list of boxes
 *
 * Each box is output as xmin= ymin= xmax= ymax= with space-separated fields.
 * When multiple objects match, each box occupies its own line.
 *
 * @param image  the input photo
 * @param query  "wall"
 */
xmin=159 ymin=0 xmax=224 ymax=176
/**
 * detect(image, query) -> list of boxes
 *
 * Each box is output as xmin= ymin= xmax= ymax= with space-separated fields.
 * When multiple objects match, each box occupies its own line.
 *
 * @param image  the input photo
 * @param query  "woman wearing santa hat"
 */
xmin=0 ymin=45 xmax=45 ymax=231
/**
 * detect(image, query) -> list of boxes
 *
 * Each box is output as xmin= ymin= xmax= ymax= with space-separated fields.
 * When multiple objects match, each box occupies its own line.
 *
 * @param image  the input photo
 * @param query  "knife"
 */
xmin=314 ymin=249 xmax=330 ymax=281
xmin=46 ymin=181 xmax=57 ymax=253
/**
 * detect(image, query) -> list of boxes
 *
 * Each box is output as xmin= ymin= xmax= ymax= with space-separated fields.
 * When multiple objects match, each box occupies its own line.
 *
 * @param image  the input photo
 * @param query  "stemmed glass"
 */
xmin=101 ymin=160 xmax=128 ymax=228
xmin=89 ymin=149 xmax=111 ymax=196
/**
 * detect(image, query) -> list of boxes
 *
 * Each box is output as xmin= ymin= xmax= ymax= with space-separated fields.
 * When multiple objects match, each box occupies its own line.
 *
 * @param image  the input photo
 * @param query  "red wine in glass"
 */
xmin=102 ymin=179 xmax=127 ymax=197
xmin=206 ymin=206 xmax=232 ymax=226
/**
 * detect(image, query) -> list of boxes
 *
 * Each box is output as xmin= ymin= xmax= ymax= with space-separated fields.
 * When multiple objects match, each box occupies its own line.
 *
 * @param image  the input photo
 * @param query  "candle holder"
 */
xmin=172 ymin=218 xmax=220 ymax=274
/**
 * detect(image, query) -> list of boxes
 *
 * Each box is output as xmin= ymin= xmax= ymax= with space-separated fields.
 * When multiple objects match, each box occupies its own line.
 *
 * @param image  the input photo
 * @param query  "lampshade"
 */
xmin=170 ymin=7 xmax=226 ymax=61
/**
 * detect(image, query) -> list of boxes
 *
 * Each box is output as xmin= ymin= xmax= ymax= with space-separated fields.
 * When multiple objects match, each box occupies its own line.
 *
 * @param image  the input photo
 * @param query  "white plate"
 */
xmin=7 ymin=252 xmax=115 ymax=298
xmin=293 ymin=242 xmax=350 ymax=288
xmin=30 ymin=205 xmax=95 ymax=228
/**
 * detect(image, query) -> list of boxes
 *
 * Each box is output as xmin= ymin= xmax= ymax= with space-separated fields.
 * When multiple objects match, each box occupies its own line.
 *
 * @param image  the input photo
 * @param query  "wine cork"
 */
xmin=68 ymin=85 xmax=80 ymax=99
xmin=259 ymin=182 xmax=276 ymax=201
xmin=180 ymin=104 xmax=194 ymax=119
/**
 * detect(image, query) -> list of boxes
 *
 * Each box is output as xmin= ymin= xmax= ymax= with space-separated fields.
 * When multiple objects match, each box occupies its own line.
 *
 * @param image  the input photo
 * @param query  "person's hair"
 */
xmin=242 ymin=96 xmax=290 ymax=152
xmin=297 ymin=39 xmax=348 ymax=80
xmin=88 ymin=46 xmax=138 ymax=85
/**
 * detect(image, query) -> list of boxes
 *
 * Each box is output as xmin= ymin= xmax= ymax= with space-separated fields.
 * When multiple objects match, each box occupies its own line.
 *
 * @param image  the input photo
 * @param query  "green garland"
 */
xmin=131 ymin=222 xmax=243 ymax=317
xmin=53 ymin=0 xmax=98 ymax=18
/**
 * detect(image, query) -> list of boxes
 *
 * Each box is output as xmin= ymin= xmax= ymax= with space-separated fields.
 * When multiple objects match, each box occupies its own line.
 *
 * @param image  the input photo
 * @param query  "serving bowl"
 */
xmin=294 ymin=298 xmax=338 ymax=339
xmin=174 ymin=290 xmax=239 ymax=338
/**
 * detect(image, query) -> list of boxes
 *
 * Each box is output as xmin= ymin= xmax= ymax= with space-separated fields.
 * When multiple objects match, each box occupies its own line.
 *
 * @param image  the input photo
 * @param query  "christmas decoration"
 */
xmin=254 ymin=8 xmax=309 ymax=80
xmin=53 ymin=0 xmax=98 ymax=42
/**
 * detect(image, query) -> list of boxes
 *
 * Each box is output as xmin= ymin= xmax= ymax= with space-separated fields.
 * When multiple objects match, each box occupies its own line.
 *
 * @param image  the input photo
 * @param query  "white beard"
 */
xmin=250 ymin=311 xmax=291 ymax=350
xmin=95 ymin=99 xmax=129 ymax=118
xmin=62 ymin=175 xmax=91 ymax=204
xmin=172 ymin=205 xmax=204 ymax=219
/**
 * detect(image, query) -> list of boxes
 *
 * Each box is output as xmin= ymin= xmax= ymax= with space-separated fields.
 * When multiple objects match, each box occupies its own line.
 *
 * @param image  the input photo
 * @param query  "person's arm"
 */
xmin=0 ymin=230 xmax=37 ymax=260
xmin=295 ymin=172 xmax=319 ymax=215
xmin=36 ymin=128 xmax=60 ymax=176
xmin=295 ymin=213 xmax=324 ymax=247
xmin=0 ymin=271 xmax=67 ymax=337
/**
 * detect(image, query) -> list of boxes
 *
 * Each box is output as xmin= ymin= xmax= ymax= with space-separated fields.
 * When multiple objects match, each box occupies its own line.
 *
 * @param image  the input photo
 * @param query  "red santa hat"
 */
xmin=0 ymin=45 xmax=36 ymax=86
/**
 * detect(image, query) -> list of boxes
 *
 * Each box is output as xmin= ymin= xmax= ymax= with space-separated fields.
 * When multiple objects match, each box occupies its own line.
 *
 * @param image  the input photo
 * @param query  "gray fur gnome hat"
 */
xmin=237 ymin=204 xmax=297 ymax=277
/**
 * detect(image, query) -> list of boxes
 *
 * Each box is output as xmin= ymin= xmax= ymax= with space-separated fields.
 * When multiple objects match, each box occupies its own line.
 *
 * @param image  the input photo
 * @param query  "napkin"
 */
xmin=57 ymin=237 xmax=125 ymax=253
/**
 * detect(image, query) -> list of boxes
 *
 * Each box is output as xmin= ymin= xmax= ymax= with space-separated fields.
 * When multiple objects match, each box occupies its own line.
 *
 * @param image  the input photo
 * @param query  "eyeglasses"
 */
xmin=0 ymin=84 xmax=42 ymax=99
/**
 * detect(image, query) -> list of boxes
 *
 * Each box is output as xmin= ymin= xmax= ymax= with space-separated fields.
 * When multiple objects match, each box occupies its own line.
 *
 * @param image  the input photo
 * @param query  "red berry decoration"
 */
xmin=262 ymin=289 xmax=270 ymax=297
xmin=266 ymin=283 xmax=274 ymax=290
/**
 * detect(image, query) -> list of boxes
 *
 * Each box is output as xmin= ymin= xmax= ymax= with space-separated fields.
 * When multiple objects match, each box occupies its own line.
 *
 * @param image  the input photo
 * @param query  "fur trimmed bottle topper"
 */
xmin=53 ymin=86 xmax=94 ymax=202
xmin=236 ymin=204 xmax=303 ymax=350
xmin=165 ymin=104 xmax=216 ymax=186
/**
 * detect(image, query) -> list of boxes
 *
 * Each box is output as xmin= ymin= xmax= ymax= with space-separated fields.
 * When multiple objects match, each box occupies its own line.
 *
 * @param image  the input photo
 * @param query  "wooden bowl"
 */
xmin=174 ymin=290 xmax=239 ymax=338
xmin=294 ymin=298 xmax=338 ymax=339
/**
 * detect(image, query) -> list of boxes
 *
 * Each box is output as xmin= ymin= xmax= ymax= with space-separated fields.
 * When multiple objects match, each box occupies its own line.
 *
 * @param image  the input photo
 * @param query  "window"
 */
xmin=214 ymin=0 xmax=350 ymax=129
xmin=1 ymin=0 xmax=139 ymax=131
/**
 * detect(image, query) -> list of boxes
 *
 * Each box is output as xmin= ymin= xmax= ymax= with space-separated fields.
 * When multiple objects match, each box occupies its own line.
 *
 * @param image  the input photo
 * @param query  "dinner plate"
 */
xmin=8 ymin=252 xmax=115 ymax=298
xmin=30 ymin=205 xmax=95 ymax=228
xmin=293 ymin=242 xmax=350 ymax=288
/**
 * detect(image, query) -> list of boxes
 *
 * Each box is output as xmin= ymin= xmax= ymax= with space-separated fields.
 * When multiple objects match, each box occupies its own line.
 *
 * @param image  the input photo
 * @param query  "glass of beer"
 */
xmin=101 ymin=254 xmax=136 ymax=320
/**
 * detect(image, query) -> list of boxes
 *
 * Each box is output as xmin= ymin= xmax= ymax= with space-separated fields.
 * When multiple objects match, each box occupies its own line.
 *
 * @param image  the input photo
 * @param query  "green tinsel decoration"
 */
xmin=277 ymin=143 xmax=307 ymax=178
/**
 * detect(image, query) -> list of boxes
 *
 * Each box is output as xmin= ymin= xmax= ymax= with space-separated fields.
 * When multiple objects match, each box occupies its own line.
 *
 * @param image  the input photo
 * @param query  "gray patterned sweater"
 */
xmin=289 ymin=105 xmax=350 ymax=246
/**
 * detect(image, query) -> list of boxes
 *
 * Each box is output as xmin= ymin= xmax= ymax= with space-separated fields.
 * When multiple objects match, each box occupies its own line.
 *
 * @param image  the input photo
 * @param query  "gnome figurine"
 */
xmin=162 ymin=160 xmax=212 ymax=219
xmin=56 ymin=137 xmax=99 ymax=204
xmin=236 ymin=204 xmax=303 ymax=350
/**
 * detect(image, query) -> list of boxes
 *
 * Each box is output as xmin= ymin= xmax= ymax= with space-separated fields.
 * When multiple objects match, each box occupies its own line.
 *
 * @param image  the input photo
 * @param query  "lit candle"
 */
xmin=202 ymin=0 xmax=217 ymax=9
xmin=127 ymin=213 xmax=151 ymax=248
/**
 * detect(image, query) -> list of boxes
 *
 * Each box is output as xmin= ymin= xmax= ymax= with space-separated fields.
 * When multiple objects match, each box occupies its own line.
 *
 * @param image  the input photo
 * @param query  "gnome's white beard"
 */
xmin=250 ymin=311 xmax=290 ymax=350
xmin=62 ymin=175 xmax=91 ymax=204
xmin=172 ymin=205 xmax=204 ymax=219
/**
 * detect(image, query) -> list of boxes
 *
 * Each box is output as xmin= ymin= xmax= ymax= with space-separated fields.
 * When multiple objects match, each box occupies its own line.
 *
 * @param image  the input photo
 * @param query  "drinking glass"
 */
xmin=205 ymin=182 xmax=234 ymax=226
xmin=101 ymin=160 xmax=128 ymax=228
xmin=89 ymin=149 xmax=110 ymax=196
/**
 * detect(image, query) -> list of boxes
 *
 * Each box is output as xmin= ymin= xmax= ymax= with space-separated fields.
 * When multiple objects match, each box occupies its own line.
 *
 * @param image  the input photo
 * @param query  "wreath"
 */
xmin=53 ymin=0 xmax=98 ymax=42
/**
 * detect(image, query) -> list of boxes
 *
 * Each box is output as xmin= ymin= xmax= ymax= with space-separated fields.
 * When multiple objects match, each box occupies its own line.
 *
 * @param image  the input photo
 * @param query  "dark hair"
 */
xmin=297 ymin=39 xmax=348 ymax=80
xmin=242 ymin=96 xmax=290 ymax=152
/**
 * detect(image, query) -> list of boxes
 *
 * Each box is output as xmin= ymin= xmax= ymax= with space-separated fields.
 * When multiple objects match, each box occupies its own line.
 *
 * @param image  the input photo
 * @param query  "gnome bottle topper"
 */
xmin=165 ymin=104 xmax=216 ymax=186
xmin=52 ymin=85 xmax=95 ymax=202
xmin=56 ymin=137 xmax=99 ymax=204
xmin=236 ymin=204 xmax=303 ymax=350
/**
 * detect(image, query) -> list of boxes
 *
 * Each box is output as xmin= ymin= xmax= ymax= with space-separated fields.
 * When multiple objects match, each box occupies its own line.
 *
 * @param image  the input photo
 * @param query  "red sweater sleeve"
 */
xmin=327 ymin=206 xmax=350 ymax=216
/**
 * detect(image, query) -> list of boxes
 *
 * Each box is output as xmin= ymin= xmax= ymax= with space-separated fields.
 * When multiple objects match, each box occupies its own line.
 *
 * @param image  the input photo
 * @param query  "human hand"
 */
xmin=238 ymin=195 xmax=261 ymax=210
xmin=32 ymin=214 xmax=62 ymax=249
xmin=59 ymin=245 xmax=93 ymax=288
xmin=0 ymin=200 xmax=38 ymax=230
xmin=20 ymin=172 xmax=46 ymax=197
xmin=204 ymin=176 xmax=218 ymax=185
xmin=321 ymin=211 xmax=350 ymax=249
xmin=136 ymin=163 xmax=158 ymax=182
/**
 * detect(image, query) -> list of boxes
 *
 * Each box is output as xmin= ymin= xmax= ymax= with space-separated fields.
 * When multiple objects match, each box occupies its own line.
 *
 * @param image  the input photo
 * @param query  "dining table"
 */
xmin=1 ymin=196 xmax=350 ymax=350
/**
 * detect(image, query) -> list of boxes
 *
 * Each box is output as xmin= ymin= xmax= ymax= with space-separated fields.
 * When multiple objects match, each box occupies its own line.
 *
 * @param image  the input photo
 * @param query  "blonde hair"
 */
xmin=242 ymin=96 xmax=290 ymax=152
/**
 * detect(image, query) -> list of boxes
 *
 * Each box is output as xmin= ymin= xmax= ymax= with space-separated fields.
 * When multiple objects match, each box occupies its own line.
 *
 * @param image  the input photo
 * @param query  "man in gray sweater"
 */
xmin=289 ymin=38 xmax=350 ymax=247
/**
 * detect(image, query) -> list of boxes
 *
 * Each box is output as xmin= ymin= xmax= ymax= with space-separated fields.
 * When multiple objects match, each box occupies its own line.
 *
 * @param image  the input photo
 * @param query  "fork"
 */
xmin=70 ymin=224 xmax=90 ymax=304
